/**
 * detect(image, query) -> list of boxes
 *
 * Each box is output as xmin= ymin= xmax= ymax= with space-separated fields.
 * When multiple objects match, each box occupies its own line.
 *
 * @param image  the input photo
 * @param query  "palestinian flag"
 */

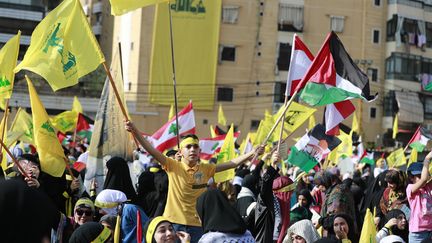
xmin=76 ymin=113 xmax=90 ymax=132
xmin=324 ymin=99 xmax=356 ymax=135
xmin=295 ymin=32 xmax=376 ymax=106
xmin=199 ymin=132 xmax=240 ymax=160
xmin=285 ymin=34 xmax=314 ymax=97
xmin=287 ymin=124 xmax=341 ymax=171
xmin=360 ymin=151 xmax=375 ymax=165
xmin=408 ymin=126 xmax=432 ymax=152
xmin=151 ymin=101 xmax=196 ymax=152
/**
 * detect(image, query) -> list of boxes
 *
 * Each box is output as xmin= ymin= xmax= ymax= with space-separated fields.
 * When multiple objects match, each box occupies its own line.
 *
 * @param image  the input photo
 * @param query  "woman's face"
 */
xmin=302 ymin=175 xmax=310 ymax=184
xmin=74 ymin=207 xmax=93 ymax=225
xmin=333 ymin=217 xmax=349 ymax=236
xmin=298 ymin=195 xmax=308 ymax=207
xmin=396 ymin=214 xmax=407 ymax=230
xmin=387 ymin=182 xmax=397 ymax=191
xmin=19 ymin=160 xmax=40 ymax=178
xmin=154 ymin=222 xmax=176 ymax=243
xmin=291 ymin=233 xmax=306 ymax=243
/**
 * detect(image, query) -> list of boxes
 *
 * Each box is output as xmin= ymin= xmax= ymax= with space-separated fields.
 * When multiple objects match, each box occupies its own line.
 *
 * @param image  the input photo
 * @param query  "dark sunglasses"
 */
xmin=75 ymin=209 xmax=92 ymax=216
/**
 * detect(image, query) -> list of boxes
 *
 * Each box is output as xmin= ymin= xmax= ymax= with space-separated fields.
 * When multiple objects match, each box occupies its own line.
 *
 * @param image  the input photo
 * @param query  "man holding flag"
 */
xmin=125 ymin=120 xmax=264 ymax=242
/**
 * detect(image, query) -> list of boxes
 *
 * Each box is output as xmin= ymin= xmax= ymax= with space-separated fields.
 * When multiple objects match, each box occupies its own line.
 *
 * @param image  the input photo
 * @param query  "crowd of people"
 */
xmin=1 ymin=120 xmax=432 ymax=243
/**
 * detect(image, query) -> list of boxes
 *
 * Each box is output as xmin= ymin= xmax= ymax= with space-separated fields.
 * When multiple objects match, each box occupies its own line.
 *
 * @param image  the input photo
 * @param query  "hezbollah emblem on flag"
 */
xmin=43 ymin=23 xmax=77 ymax=77
xmin=41 ymin=121 xmax=56 ymax=137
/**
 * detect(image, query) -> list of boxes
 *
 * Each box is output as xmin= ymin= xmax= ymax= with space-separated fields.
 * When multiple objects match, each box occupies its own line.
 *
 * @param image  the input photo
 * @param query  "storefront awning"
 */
xmin=395 ymin=91 xmax=424 ymax=123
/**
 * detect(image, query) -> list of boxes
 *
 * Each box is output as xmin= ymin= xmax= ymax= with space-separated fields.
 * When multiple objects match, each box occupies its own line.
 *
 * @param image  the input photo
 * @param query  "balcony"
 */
xmin=92 ymin=24 xmax=102 ymax=35
xmin=0 ymin=7 xmax=43 ymax=21
xmin=388 ymin=0 xmax=432 ymax=11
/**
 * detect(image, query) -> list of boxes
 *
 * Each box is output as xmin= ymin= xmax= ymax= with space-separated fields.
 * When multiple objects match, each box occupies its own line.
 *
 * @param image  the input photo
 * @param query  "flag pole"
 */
xmin=117 ymin=42 xmax=141 ymax=150
xmin=251 ymin=91 xmax=298 ymax=164
xmin=168 ymin=1 xmax=181 ymax=149
xmin=0 ymin=138 xmax=29 ymax=178
xmin=276 ymin=95 xmax=289 ymax=153
xmin=0 ymin=99 xmax=10 ymax=158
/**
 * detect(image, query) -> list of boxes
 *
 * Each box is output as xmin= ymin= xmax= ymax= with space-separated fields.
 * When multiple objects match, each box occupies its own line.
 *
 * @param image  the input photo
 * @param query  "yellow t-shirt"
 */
xmin=162 ymin=157 xmax=216 ymax=226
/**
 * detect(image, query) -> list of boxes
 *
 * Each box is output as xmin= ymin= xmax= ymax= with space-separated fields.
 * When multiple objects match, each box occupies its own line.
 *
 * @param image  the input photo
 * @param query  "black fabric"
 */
xmin=254 ymin=165 xmax=279 ymax=243
xmin=290 ymin=206 xmax=313 ymax=225
xmin=329 ymin=31 xmax=376 ymax=101
xmin=297 ymin=189 xmax=314 ymax=208
xmin=135 ymin=170 xmax=168 ymax=217
xmin=235 ymin=196 xmax=255 ymax=218
xmin=0 ymin=180 xmax=59 ymax=243
xmin=103 ymin=156 xmax=136 ymax=200
xmin=69 ymin=222 xmax=108 ymax=243
xmin=40 ymin=171 xmax=67 ymax=214
xmin=333 ymin=213 xmax=358 ymax=243
xmin=360 ymin=170 xmax=388 ymax=218
xmin=196 ymin=188 xmax=247 ymax=234
xmin=383 ymin=209 xmax=408 ymax=242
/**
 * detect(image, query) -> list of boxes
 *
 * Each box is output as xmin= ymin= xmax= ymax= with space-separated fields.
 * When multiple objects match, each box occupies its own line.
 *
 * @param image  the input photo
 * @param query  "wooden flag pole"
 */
xmin=251 ymin=91 xmax=298 ymax=164
xmin=168 ymin=2 xmax=181 ymax=149
xmin=404 ymin=125 xmax=421 ymax=153
xmin=0 ymin=138 xmax=29 ymax=178
xmin=276 ymin=95 xmax=290 ymax=153
xmin=63 ymin=157 xmax=76 ymax=180
xmin=117 ymin=42 xmax=141 ymax=150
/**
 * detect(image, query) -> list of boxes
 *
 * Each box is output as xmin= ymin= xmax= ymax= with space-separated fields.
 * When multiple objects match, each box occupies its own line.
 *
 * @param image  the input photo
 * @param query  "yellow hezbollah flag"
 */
xmin=408 ymin=148 xmax=418 ymax=167
xmin=26 ymin=75 xmax=66 ymax=177
xmin=214 ymin=124 xmax=236 ymax=183
xmin=149 ymin=0 xmax=221 ymax=110
xmin=387 ymin=148 xmax=406 ymax=168
xmin=273 ymin=102 xmax=316 ymax=134
xmin=337 ymin=130 xmax=353 ymax=158
xmin=218 ymin=104 xmax=227 ymax=126
xmin=359 ymin=208 xmax=377 ymax=243
xmin=351 ymin=112 xmax=359 ymax=135
xmin=15 ymin=0 xmax=104 ymax=91
xmin=110 ymin=0 xmax=169 ymax=15
xmin=308 ymin=115 xmax=316 ymax=130
xmin=50 ymin=110 xmax=78 ymax=133
xmin=168 ymin=104 xmax=174 ymax=121
xmin=392 ymin=113 xmax=398 ymax=139
xmin=72 ymin=96 xmax=83 ymax=114
xmin=254 ymin=110 xmax=273 ymax=146
xmin=0 ymin=31 xmax=20 ymax=100
xmin=9 ymin=107 xmax=34 ymax=144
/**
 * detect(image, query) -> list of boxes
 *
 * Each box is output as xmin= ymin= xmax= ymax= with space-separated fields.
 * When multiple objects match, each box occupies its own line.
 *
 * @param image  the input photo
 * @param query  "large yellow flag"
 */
xmin=72 ymin=96 xmax=83 ymax=114
xmin=351 ymin=112 xmax=359 ymax=135
xmin=218 ymin=104 xmax=227 ymax=126
xmin=9 ymin=108 xmax=34 ymax=144
xmin=337 ymin=130 xmax=353 ymax=158
xmin=149 ymin=0 xmax=222 ymax=110
xmin=15 ymin=0 xmax=104 ymax=91
xmin=26 ymin=76 xmax=66 ymax=177
xmin=408 ymin=148 xmax=418 ymax=167
xmin=254 ymin=110 xmax=274 ymax=146
xmin=110 ymin=0 xmax=169 ymax=15
xmin=0 ymin=31 xmax=20 ymax=100
xmin=392 ymin=113 xmax=398 ymax=139
xmin=359 ymin=208 xmax=377 ymax=243
xmin=50 ymin=110 xmax=78 ymax=133
xmin=214 ymin=124 xmax=236 ymax=183
xmin=308 ymin=115 xmax=316 ymax=130
xmin=387 ymin=148 xmax=406 ymax=168
xmin=273 ymin=102 xmax=316 ymax=134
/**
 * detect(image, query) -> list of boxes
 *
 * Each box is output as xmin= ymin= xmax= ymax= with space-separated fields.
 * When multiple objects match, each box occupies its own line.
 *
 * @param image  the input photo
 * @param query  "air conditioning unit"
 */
xmin=272 ymin=102 xmax=283 ymax=113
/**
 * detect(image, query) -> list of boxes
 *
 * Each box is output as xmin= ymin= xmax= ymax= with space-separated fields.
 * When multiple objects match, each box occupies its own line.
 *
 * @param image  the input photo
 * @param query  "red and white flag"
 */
xmin=151 ymin=101 xmax=196 ymax=152
xmin=285 ymin=34 xmax=314 ymax=97
xmin=325 ymin=100 xmax=356 ymax=135
xmin=199 ymin=132 xmax=240 ymax=160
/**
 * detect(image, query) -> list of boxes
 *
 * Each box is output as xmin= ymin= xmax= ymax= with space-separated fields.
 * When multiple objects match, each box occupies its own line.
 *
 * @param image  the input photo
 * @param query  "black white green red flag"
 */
xmin=294 ymin=32 xmax=376 ymax=106
xmin=407 ymin=126 xmax=432 ymax=152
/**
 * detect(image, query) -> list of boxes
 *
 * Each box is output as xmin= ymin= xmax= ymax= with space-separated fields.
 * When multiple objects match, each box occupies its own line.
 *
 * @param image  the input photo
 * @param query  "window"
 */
xmin=222 ymin=5 xmax=239 ymax=24
xmin=386 ymin=14 xmax=397 ymax=41
xmin=424 ymin=97 xmax=432 ymax=119
xmin=385 ymin=52 xmax=421 ymax=81
xmin=367 ymin=68 xmax=378 ymax=82
xmin=250 ymin=120 xmax=260 ymax=131
xmin=426 ymin=22 xmax=432 ymax=47
xmin=330 ymin=15 xmax=345 ymax=33
xmin=384 ymin=91 xmax=397 ymax=116
xmin=273 ymin=82 xmax=287 ymax=103
xmin=374 ymin=0 xmax=381 ymax=6
xmin=217 ymin=87 xmax=233 ymax=101
xmin=278 ymin=4 xmax=303 ymax=32
xmin=277 ymin=43 xmax=292 ymax=71
xmin=372 ymin=29 xmax=380 ymax=44
xmin=219 ymin=45 xmax=236 ymax=62
xmin=370 ymin=107 xmax=377 ymax=119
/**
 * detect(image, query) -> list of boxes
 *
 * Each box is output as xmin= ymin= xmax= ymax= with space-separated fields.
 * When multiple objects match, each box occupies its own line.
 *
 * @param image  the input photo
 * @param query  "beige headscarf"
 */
xmin=283 ymin=219 xmax=320 ymax=243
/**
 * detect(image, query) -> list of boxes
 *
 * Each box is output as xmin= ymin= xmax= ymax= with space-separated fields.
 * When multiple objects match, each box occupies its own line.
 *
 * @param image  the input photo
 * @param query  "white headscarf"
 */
xmin=283 ymin=219 xmax=320 ymax=243
xmin=95 ymin=189 xmax=127 ymax=216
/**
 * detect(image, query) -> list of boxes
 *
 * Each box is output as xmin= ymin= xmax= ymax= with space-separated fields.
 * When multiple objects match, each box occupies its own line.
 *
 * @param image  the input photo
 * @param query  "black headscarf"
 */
xmin=103 ymin=156 xmax=136 ymax=200
xmin=383 ymin=209 xmax=408 ymax=242
xmin=0 ymin=180 xmax=59 ymax=243
xmin=333 ymin=213 xmax=358 ymax=243
xmin=242 ymin=174 xmax=258 ymax=195
xmin=360 ymin=170 xmax=388 ymax=216
xmin=69 ymin=222 xmax=111 ymax=243
xmin=196 ymin=189 xmax=247 ymax=234
xmin=298 ymin=189 xmax=314 ymax=208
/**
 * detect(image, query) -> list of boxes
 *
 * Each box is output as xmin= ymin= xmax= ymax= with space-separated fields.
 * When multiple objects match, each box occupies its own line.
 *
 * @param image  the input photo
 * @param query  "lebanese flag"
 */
xmin=151 ymin=102 xmax=196 ymax=152
xmin=324 ymin=100 xmax=356 ymax=135
xmin=199 ymin=132 xmax=240 ymax=160
xmin=407 ymin=126 xmax=432 ymax=152
xmin=285 ymin=34 xmax=314 ymax=97
xmin=296 ymin=32 xmax=376 ymax=106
